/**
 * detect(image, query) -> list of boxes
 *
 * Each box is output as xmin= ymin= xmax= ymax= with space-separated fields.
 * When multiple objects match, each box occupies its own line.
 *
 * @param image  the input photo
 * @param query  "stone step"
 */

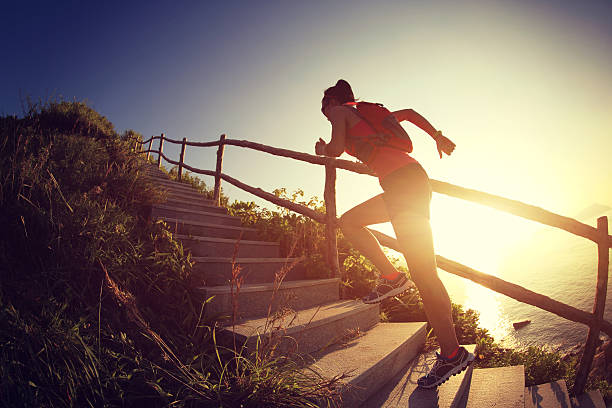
xmin=142 ymin=171 xmax=168 ymax=179
xmin=201 ymin=278 xmax=340 ymax=320
xmin=165 ymin=189 xmax=215 ymax=204
xmin=149 ymin=181 xmax=211 ymax=201
xmin=309 ymin=322 xmax=429 ymax=407
xmin=525 ymin=380 xmax=572 ymax=408
xmin=571 ymin=390 xmax=606 ymax=408
xmin=160 ymin=197 xmax=227 ymax=214
xmin=151 ymin=204 xmax=242 ymax=226
xmin=178 ymin=234 xmax=280 ymax=258
xmin=361 ymin=344 xmax=476 ymax=408
xmin=192 ymin=256 xmax=307 ymax=286
xmin=218 ymin=300 xmax=380 ymax=356
xmin=463 ymin=365 xmax=525 ymax=408
xmin=148 ymin=178 xmax=204 ymax=194
xmin=161 ymin=217 xmax=259 ymax=240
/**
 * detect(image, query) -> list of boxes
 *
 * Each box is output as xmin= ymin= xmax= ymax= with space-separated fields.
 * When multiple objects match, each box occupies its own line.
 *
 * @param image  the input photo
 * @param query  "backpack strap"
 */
xmin=342 ymin=102 xmax=378 ymax=135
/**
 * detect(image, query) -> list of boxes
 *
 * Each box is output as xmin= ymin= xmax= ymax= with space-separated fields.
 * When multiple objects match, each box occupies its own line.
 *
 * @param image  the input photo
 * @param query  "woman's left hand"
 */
xmin=315 ymin=138 xmax=327 ymax=155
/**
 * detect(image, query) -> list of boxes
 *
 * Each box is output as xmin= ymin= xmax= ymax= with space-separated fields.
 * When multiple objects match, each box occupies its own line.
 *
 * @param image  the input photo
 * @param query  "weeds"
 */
xmin=0 ymin=100 xmax=344 ymax=407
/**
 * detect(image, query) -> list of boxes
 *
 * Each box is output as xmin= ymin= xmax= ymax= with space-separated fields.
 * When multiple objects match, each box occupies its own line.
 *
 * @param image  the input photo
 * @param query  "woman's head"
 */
xmin=322 ymin=79 xmax=355 ymax=116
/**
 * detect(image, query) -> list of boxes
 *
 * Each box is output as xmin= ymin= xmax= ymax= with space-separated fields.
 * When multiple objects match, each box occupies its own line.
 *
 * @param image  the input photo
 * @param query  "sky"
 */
xmin=3 ymin=0 xmax=611 ymax=273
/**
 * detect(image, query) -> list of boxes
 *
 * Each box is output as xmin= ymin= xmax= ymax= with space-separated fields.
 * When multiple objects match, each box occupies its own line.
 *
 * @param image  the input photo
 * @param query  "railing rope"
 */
xmin=157 ymin=151 xmax=326 ymax=222
xmin=367 ymin=227 xmax=612 ymax=339
xmin=138 ymin=132 xmax=611 ymax=393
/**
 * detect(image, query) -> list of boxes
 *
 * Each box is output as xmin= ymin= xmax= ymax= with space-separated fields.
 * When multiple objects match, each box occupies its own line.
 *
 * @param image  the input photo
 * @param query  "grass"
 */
xmin=0 ymin=100 xmax=343 ymax=407
xmin=5 ymin=99 xmax=606 ymax=406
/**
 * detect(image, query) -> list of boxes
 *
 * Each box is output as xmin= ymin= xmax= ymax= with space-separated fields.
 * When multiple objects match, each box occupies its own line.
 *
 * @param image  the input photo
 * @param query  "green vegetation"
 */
xmin=165 ymin=139 xmax=611 ymax=402
xmin=0 ymin=101 xmax=339 ymax=407
xmin=2 ymin=100 xmax=608 ymax=406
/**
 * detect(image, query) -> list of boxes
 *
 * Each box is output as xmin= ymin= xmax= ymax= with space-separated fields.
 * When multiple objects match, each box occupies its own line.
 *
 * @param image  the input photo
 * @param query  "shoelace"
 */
xmin=414 ymin=352 xmax=442 ymax=379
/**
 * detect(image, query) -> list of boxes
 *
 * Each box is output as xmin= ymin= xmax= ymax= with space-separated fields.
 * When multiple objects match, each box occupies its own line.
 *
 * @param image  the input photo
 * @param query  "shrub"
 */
xmin=0 ymin=101 xmax=340 ymax=407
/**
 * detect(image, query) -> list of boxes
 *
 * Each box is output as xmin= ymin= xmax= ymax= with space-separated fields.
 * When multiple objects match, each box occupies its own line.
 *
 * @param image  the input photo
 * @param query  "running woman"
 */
xmin=315 ymin=79 xmax=474 ymax=389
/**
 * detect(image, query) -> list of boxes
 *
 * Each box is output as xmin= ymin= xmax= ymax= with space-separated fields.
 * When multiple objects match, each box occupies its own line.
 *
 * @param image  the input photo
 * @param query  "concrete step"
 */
xmin=201 ymin=278 xmax=340 ymax=320
xmin=161 ymin=217 xmax=259 ymax=240
xmin=463 ymin=365 xmax=525 ymax=408
xmin=151 ymin=204 xmax=242 ymax=226
xmin=143 ymin=171 xmax=168 ymax=179
xmin=165 ymin=189 xmax=215 ymax=204
xmin=308 ymin=322 xmax=428 ymax=407
xmin=148 ymin=178 xmax=204 ymax=194
xmin=361 ymin=344 xmax=476 ymax=408
xmin=149 ymin=181 xmax=211 ymax=201
xmin=192 ymin=256 xmax=307 ymax=286
xmin=525 ymin=380 xmax=572 ymax=408
xmin=571 ymin=390 xmax=606 ymax=408
xmin=178 ymin=234 xmax=280 ymax=258
xmin=218 ymin=300 xmax=380 ymax=356
xmin=160 ymin=197 xmax=227 ymax=214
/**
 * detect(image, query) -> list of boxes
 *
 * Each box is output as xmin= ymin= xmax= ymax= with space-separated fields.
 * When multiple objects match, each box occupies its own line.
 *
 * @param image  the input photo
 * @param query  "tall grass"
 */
xmin=0 ymin=101 xmax=341 ymax=407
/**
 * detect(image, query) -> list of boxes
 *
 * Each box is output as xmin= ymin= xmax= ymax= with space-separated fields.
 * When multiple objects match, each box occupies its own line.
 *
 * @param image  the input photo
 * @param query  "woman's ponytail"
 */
xmin=323 ymin=79 xmax=355 ymax=104
xmin=333 ymin=79 xmax=355 ymax=103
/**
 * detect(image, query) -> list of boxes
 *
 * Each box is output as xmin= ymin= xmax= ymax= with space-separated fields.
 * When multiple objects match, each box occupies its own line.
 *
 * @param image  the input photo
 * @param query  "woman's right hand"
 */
xmin=315 ymin=138 xmax=327 ymax=155
xmin=434 ymin=131 xmax=456 ymax=158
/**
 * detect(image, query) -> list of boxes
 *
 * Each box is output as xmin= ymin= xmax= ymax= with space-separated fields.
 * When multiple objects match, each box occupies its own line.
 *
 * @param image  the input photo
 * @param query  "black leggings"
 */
xmin=379 ymin=163 xmax=432 ymax=220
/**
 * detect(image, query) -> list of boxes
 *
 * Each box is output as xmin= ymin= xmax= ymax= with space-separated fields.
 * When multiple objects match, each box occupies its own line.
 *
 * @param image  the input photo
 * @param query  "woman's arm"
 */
xmin=392 ymin=109 xmax=438 ymax=138
xmin=316 ymin=106 xmax=346 ymax=157
xmin=393 ymin=108 xmax=456 ymax=158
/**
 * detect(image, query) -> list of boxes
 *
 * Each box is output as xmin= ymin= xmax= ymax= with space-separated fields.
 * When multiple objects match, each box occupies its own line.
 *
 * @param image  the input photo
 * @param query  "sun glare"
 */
xmin=430 ymin=196 xmax=540 ymax=276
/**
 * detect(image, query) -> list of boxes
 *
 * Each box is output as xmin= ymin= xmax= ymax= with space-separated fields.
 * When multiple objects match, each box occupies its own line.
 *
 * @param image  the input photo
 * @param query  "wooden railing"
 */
xmin=132 ymin=133 xmax=610 ymax=396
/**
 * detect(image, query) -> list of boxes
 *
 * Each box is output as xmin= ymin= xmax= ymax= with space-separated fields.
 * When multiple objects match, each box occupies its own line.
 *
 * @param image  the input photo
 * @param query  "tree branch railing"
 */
xmin=132 ymin=133 xmax=610 ymax=396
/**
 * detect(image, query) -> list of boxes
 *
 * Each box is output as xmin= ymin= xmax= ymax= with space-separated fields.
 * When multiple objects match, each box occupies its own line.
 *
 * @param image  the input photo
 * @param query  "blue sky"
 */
xmin=3 ymin=0 xmax=611 ymax=225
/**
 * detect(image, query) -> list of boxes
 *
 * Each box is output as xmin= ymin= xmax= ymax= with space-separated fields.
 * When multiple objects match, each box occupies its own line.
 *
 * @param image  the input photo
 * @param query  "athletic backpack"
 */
xmin=343 ymin=101 xmax=413 ymax=164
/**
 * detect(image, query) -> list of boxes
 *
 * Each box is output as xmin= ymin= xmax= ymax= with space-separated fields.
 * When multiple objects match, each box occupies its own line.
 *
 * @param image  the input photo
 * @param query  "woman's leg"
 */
xmin=391 ymin=212 xmax=459 ymax=357
xmin=338 ymin=194 xmax=402 ymax=278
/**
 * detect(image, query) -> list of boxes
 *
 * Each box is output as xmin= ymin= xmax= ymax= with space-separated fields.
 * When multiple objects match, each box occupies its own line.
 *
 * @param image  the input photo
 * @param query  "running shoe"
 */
xmin=417 ymin=346 xmax=475 ymax=389
xmin=362 ymin=274 xmax=412 ymax=304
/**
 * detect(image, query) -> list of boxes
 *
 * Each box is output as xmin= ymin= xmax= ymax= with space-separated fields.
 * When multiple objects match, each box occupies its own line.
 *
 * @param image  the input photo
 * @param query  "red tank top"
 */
xmin=346 ymin=118 xmax=418 ymax=179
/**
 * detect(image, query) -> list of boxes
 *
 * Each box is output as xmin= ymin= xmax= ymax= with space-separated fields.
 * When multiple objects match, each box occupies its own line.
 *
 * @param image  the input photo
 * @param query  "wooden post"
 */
xmin=213 ymin=134 xmax=226 ymax=206
xmin=324 ymin=163 xmax=341 ymax=281
xmin=178 ymin=137 xmax=187 ymax=181
xmin=573 ymin=216 xmax=609 ymax=396
xmin=146 ymin=138 xmax=153 ymax=161
xmin=157 ymin=133 xmax=165 ymax=168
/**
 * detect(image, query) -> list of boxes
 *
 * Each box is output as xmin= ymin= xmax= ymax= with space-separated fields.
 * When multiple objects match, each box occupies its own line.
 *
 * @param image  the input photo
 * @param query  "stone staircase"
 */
xmin=143 ymin=164 xmax=606 ymax=408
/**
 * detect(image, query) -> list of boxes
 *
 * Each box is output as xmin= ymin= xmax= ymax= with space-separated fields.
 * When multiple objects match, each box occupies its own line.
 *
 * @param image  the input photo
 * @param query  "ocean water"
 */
xmin=439 ymin=210 xmax=612 ymax=351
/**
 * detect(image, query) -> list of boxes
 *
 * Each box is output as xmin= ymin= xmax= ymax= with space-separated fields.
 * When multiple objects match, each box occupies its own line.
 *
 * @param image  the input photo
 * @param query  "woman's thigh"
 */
xmin=339 ymin=194 xmax=391 ymax=227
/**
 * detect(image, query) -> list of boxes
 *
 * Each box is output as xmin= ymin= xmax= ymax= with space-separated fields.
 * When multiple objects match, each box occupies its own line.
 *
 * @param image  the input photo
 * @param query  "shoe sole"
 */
xmin=417 ymin=352 xmax=475 ymax=389
xmin=362 ymin=281 xmax=412 ymax=304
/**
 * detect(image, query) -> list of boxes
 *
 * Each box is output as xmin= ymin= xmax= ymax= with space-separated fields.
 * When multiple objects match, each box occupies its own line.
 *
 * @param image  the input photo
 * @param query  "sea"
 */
xmin=439 ymin=208 xmax=612 ymax=352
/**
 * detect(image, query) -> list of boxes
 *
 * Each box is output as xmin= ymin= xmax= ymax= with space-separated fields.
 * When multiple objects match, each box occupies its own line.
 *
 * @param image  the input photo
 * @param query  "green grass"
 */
xmin=5 ymin=99 xmax=605 ymax=406
xmin=0 ymin=100 xmax=342 ymax=407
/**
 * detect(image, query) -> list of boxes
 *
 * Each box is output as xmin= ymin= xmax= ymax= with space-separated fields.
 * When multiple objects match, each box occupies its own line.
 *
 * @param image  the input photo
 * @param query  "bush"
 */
xmin=0 ymin=101 xmax=340 ymax=407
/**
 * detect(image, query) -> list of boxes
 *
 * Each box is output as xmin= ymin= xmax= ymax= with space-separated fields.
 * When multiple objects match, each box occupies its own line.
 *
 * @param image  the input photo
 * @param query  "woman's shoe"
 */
xmin=362 ymin=274 xmax=413 ymax=304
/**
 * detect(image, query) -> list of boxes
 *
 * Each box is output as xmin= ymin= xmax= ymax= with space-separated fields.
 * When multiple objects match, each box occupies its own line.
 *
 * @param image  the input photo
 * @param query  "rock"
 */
xmin=512 ymin=320 xmax=531 ymax=330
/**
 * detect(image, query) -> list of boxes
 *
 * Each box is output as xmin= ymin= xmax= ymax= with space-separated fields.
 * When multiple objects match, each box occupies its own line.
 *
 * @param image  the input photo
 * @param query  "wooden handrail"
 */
xmin=145 ymin=132 xmax=609 ymax=395
xmin=367 ymin=228 xmax=612 ymax=338
xmin=142 ymin=135 xmax=612 ymax=248
xmin=158 ymin=151 xmax=326 ymax=223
